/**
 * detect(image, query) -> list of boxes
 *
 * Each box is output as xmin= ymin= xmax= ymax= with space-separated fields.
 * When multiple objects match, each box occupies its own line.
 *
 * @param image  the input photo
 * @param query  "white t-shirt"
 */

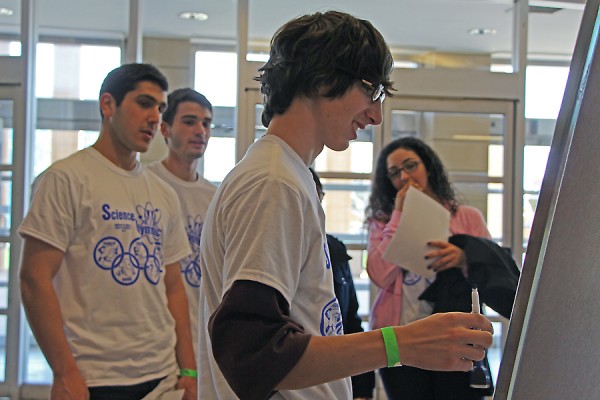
xmin=147 ymin=161 xmax=217 ymax=357
xmin=198 ymin=135 xmax=352 ymax=400
xmin=400 ymin=271 xmax=434 ymax=325
xmin=19 ymin=147 xmax=191 ymax=387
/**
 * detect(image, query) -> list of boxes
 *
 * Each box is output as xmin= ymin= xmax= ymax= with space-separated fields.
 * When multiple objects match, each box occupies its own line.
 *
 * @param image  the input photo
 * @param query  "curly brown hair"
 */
xmin=366 ymin=137 xmax=459 ymax=223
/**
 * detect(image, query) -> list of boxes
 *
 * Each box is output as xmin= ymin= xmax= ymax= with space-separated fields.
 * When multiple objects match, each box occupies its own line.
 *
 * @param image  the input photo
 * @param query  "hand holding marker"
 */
xmin=470 ymin=287 xmax=492 ymax=389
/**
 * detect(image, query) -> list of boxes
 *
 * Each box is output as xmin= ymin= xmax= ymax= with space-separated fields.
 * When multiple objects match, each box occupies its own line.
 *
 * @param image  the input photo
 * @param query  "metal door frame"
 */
xmin=0 ymin=83 xmax=26 ymax=399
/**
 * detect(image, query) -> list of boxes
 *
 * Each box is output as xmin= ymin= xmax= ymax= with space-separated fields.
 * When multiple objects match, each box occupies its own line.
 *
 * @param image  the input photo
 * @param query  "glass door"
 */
xmin=382 ymin=96 xmax=516 ymax=384
xmin=382 ymin=97 xmax=516 ymax=247
xmin=0 ymin=83 xmax=25 ymax=398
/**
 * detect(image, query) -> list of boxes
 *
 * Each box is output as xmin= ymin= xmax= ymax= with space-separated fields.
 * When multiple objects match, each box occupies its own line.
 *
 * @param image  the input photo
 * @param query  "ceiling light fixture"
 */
xmin=178 ymin=11 xmax=208 ymax=21
xmin=468 ymin=28 xmax=497 ymax=36
xmin=0 ymin=8 xmax=14 ymax=16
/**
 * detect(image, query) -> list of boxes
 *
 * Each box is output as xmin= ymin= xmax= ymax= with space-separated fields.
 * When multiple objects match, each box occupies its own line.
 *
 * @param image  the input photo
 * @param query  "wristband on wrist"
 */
xmin=381 ymin=327 xmax=402 ymax=368
xmin=179 ymin=368 xmax=198 ymax=378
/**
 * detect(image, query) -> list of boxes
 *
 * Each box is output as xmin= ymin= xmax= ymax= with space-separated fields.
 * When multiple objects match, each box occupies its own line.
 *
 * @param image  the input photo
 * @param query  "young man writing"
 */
xmin=198 ymin=11 xmax=494 ymax=400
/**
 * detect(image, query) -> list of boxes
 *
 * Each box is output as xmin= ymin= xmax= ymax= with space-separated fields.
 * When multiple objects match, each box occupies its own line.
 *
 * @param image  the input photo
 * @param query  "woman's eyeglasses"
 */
xmin=387 ymin=160 xmax=421 ymax=179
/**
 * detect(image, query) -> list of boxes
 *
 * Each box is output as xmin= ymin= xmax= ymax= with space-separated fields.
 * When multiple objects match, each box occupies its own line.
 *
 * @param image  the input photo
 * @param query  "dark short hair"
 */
xmin=256 ymin=10 xmax=394 ymax=127
xmin=162 ymin=88 xmax=213 ymax=125
xmin=99 ymin=63 xmax=168 ymax=117
xmin=366 ymin=137 xmax=458 ymax=222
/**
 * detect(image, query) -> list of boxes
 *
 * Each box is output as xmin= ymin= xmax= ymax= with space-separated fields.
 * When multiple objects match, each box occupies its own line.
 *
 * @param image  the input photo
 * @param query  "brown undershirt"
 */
xmin=208 ymin=280 xmax=312 ymax=400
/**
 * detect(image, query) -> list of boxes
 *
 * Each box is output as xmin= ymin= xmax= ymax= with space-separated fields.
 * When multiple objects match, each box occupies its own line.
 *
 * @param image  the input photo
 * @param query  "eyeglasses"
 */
xmin=335 ymin=65 xmax=386 ymax=103
xmin=387 ymin=160 xmax=421 ymax=179
xmin=361 ymin=79 xmax=386 ymax=103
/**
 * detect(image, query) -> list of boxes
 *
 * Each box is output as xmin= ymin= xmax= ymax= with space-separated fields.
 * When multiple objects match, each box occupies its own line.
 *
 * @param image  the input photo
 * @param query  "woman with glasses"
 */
xmin=365 ymin=137 xmax=492 ymax=400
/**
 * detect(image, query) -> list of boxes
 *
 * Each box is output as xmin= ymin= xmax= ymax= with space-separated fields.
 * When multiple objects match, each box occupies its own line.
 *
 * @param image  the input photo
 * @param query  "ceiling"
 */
xmin=0 ymin=0 xmax=586 ymax=60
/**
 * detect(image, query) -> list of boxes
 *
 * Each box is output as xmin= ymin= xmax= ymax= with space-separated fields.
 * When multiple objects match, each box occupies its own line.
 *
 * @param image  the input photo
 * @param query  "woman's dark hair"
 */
xmin=366 ymin=137 xmax=458 ymax=222
xmin=256 ymin=10 xmax=394 ymax=127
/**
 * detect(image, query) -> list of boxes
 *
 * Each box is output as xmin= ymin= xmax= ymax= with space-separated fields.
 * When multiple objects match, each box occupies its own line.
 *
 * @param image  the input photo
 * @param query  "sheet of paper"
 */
xmin=157 ymin=389 xmax=184 ymax=400
xmin=382 ymin=186 xmax=451 ymax=279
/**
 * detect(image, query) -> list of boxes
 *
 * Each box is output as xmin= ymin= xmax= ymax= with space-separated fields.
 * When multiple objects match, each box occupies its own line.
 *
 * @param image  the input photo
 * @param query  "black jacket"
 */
xmin=418 ymin=234 xmax=520 ymax=319
xmin=327 ymin=234 xmax=375 ymax=399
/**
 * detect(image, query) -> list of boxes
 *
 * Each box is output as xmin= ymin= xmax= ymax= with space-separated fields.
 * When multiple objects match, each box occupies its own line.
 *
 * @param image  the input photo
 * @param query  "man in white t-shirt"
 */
xmin=147 ymin=88 xmax=217 ymax=360
xmin=198 ymin=10 xmax=495 ymax=400
xmin=19 ymin=63 xmax=197 ymax=400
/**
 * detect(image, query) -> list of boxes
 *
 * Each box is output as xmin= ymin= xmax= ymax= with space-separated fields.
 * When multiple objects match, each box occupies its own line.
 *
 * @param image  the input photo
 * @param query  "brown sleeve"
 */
xmin=208 ymin=280 xmax=312 ymax=400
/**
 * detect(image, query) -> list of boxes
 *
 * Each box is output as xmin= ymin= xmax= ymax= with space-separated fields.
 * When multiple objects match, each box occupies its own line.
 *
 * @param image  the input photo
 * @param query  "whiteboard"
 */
xmin=494 ymin=1 xmax=600 ymax=399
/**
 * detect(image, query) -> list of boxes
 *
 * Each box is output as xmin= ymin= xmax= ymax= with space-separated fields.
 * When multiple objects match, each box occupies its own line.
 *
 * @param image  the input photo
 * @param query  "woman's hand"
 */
xmin=393 ymin=179 xmax=423 ymax=211
xmin=425 ymin=241 xmax=466 ymax=273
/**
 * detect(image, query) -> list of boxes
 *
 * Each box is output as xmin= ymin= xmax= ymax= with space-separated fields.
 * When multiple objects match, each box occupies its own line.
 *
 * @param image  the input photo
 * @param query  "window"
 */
xmin=24 ymin=42 xmax=121 ymax=384
xmin=522 ymin=65 xmax=569 ymax=251
xmin=390 ymin=109 xmax=506 ymax=243
xmin=525 ymin=66 xmax=569 ymax=120
xmin=0 ymin=40 xmax=20 ymax=56
xmin=492 ymin=64 xmax=570 ymax=251
xmin=194 ymin=51 xmax=238 ymax=183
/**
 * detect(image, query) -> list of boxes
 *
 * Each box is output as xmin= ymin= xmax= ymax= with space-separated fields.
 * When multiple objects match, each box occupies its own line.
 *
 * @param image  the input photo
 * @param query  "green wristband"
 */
xmin=381 ymin=327 xmax=402 ymax=368
xmin=179 ymin=368 xmax=198 ymax=378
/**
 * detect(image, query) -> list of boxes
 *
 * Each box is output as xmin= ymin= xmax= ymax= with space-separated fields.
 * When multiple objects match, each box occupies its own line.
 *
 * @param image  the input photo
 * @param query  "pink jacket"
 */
xmin=367 ymin=206 xmax=491 ymax=329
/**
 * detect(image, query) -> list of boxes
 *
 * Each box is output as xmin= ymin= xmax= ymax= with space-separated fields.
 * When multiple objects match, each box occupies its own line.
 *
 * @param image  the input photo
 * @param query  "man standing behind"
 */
xmin=148 ymin=88 xmax=217 ymax=359
xmin=19 ymin=63 xmax=197 ymax=400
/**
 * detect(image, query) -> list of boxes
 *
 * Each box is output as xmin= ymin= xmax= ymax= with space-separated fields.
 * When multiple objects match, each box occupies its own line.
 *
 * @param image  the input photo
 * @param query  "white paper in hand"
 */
xmin=382 ymin=186 xmax=451 ymax=279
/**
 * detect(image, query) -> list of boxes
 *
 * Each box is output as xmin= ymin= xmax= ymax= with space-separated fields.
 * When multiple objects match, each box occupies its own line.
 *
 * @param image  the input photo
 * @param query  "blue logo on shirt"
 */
xmin=135 ymin=202 xmax=163 ymax=244
xmin=403 ymin=270 xmax=422 ymax=286
xmin=403 ymin=270 xmax=434 ymax=286
xmin=93 ymin=202 xmax=164 ymax=286
xmin=320 ymin=298 xmax=343 ymax=336
xmin=181 ymin=214 xmax=204 ymax=287
xmin=324 ymin=242 xmax=331 ymax=270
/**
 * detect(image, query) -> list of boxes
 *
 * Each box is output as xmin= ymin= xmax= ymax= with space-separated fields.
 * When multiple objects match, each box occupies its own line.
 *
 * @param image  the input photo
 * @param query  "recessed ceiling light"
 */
xmin=178 ymin=11 xmax=208 ymax=21
xmin=0 ymin=8 xmax=14 ymax=16
xmin=468 ymin=28 xmax=497 ymax=36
